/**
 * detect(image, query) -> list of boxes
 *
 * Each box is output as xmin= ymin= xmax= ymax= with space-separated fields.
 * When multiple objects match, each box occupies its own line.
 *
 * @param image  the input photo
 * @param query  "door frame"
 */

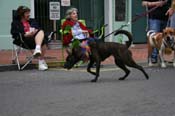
xmin=30 ymin=0 xmax=35 ymax=18
xmin=104 ymin=0 xmax=132 ymax=42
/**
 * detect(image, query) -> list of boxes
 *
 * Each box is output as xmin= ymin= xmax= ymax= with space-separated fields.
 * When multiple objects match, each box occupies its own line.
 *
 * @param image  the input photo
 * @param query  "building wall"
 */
xmin=105 ymin=0 xmax=132 ymax=42
xmin=132 ymin=0 xmax=147 ymax=43
xmin=0 ymin=0 xmax=30 ymax=49
xmin=0 ymin=0 xmax=146 ymax=50
xmin=104 ymin=0 xmax=113 ymax=42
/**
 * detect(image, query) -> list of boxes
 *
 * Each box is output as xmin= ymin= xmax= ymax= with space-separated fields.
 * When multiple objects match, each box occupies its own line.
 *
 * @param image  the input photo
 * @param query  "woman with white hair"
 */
xmin=61 ymin=7 xmax=93 ymax=46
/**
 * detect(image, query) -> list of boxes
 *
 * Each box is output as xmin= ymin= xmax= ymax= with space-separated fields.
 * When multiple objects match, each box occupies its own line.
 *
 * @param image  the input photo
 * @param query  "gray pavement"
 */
xmin=0 ymin=66 xmax=175 ymax=116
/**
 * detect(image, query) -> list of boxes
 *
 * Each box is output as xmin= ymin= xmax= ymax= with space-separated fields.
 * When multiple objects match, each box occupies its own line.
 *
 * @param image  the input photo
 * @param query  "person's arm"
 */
xmin=78 ymin=22 xmax=91 ymax=37
xmin=171 ymin=0 xmax=175 ymax=9
xmin=24 ymin=30 xmax=38 ymax=37
xmin=166 ymin=0 xmax=175 ymax=16
xmin=142 ymin=0 xmax=166 ymax=7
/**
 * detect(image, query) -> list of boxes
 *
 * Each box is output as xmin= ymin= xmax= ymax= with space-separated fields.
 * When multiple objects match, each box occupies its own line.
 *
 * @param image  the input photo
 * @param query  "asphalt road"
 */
xmin=0 ymin=65 xmax=175 ymax=116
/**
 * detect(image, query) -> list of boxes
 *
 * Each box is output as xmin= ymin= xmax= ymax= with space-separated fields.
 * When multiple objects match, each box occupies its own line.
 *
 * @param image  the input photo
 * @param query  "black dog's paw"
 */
xmin=91 ymin=79 xmax=97 ymax=82
xmin=118 ymin=77 xmax=125 ymax=80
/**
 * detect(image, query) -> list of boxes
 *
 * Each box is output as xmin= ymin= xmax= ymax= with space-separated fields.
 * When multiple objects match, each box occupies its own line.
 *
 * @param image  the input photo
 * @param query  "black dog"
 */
xmin=64 ymin=31 xmax=149 ymax=82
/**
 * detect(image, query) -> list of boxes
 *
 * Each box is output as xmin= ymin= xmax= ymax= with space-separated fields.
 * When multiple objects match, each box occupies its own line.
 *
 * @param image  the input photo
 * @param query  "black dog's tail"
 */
xmin=114 ymin=30 xmax=133 ymax=48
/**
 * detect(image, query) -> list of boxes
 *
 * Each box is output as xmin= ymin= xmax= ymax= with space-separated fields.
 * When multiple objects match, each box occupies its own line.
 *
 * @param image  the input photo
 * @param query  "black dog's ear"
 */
xmin=66 ymin=48 xmax=72 ymax=55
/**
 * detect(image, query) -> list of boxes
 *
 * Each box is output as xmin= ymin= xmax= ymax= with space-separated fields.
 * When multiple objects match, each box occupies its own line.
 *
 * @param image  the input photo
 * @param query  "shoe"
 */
xmin=151 ymin=58 xmax=157 ymax=64
xmin=33 ymin=48 xmax=41 ymax=58
xmin=38 ymin=60 xmax=48 ymax=71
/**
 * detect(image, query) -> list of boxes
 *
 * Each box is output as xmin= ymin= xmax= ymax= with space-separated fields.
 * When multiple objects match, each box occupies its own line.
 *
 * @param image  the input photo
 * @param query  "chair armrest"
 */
xmin=59 ymin=29 xmax=70 ymax=35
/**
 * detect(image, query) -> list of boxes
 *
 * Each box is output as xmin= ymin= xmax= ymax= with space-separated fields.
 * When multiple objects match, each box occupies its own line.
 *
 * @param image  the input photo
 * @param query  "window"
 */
xmin=115 ymin=0 xmax=126 ymax=21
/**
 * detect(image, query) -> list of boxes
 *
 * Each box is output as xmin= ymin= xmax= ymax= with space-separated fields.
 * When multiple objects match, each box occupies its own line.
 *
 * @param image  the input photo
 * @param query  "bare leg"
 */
xmin=35 ymin=30 xmax=44 ymax=46
xmin=33 ymin=30 xmax=45 ymax=58
xmin=39 ymin=44 xmax=47 ymax=60
xmin=33 ymin=30 xmax=48 ymax=70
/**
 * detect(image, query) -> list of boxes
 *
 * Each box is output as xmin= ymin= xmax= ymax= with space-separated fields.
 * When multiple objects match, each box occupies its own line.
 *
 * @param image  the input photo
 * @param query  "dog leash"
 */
xmin=166 ymin=17 xmax=171 ymax=27
xmin=104 ymin=1 xmax=168 ymax=39
xmin=132 ymin=0 xmax=168 ymax=23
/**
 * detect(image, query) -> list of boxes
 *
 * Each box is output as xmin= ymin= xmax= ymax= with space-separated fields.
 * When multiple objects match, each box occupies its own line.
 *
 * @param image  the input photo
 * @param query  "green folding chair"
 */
xmin=59 ymin=19 xmax=87 ymax=65
xmin=60 ymin=19 xmax=105 ymax=66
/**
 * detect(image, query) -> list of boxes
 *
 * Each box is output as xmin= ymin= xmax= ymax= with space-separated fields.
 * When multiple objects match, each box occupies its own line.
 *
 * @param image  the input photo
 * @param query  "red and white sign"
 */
xmin=61 ymin=0 xmax=70 ymax=6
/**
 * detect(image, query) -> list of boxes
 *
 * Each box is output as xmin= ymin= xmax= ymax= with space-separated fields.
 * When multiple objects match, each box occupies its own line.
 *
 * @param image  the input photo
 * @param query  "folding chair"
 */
xmin=59 ymin=19 xmax=87 ymax=63
xmin=11 ymin=10 xmax=55 ymax=70
xmin=11 ymin=33 xmax=34 ymax=70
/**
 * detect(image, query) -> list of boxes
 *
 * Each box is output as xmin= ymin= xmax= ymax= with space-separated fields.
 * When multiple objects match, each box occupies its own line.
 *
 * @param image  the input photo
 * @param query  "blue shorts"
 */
xmin=148 ymin=19 xmax=167 ymax=32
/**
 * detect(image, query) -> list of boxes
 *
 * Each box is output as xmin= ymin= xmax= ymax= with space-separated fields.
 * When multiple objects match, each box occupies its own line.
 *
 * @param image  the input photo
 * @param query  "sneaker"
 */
xmin=151 ymin=58 xmax=157 ymax=64
xmin=33 ymin=48 xmax=41 ymax=58
xmin=38 ymin=60 xmax=48 ymax=71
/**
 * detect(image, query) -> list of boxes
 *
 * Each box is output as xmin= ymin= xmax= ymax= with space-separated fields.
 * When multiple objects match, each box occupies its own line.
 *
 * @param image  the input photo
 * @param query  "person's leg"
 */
xmin=160 ymin=20 xmax=168 ymax=31
xmin=38 ymin=45 xmax=48 ymax=70
xmin=34 ymin=30 xmax=48 ymax=70
xmin=170 ymin=13 xmax=175 ymax=29
xmin=148 ymin=19 xmax=161 ymax=32
xmin=40 ymin=44 xmax=47 ymax=59
xmin=33 ymin=30 xmax=45 ymax=57
xmin=148 ymin=19 xmax=161 ymax=63
xmin=35 ymin=30 xmax=44 ymax=46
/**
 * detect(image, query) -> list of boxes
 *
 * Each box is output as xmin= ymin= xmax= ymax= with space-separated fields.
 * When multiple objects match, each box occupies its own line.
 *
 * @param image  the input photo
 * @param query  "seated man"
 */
xmin=61 ymin=7 xmax=93 ymax=46
xmin=11 ymin=6 xmax=48 ymax=70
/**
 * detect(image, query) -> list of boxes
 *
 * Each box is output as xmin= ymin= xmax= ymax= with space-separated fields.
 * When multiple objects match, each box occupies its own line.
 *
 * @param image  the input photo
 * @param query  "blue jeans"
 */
xmin=148 ymin=19 xmax=167 ymax=61
xmin=148 ymin=19 xmax=167 ymax=32
xmin=170 ymin=13 xmax=175 ymax=28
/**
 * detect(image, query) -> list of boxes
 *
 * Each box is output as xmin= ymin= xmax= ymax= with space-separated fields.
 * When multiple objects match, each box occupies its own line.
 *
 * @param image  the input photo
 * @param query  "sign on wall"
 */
xmin=61 ymin=0 xmax=70 ymax=6
xmin=49 ymin=2 xmax=60 ymax=20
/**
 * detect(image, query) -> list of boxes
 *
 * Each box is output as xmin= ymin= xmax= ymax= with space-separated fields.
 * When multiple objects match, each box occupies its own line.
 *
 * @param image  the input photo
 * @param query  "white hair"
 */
xmin=65 ymin=8 xmax=78 ymax=19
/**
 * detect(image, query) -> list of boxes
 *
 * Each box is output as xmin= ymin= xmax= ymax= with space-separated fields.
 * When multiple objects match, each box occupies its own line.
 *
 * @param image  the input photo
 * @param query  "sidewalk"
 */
xmin=0 ymin=44 xmax=148 ymax=71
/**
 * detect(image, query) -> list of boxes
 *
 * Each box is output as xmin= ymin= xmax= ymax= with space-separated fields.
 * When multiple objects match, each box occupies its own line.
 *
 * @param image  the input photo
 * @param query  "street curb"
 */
xmin=0 ymin=61 xmax=65 ymax=72
xmin=0 ymin=64 xmax=37 ymax=72
xmin=0 ymin=61 xmax=148 ymax=72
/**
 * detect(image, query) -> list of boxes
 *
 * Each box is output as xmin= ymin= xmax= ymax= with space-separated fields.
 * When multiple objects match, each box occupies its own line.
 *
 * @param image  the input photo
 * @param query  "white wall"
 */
xmin=104 ymin=0 xmax=113 ymax=42
xmin=0 ymin=0 xmax=31 ymax=50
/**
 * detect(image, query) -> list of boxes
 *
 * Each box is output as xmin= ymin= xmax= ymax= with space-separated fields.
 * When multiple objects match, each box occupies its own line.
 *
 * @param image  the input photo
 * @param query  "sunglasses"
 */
xmin=22 ymin=6 xmax=29 ymax=10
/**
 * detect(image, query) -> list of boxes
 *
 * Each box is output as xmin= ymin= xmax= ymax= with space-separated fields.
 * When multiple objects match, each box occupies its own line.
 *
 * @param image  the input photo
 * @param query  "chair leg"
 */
xmin=13 ymin=45 xmax=21 ymax=70
xmin=21 ymin=56 xmax=33 ymax=70
xmin=12 ymin=45 xmax=16 ymax=64
xmin=12 ymin=45 xmax=33 ymax=70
